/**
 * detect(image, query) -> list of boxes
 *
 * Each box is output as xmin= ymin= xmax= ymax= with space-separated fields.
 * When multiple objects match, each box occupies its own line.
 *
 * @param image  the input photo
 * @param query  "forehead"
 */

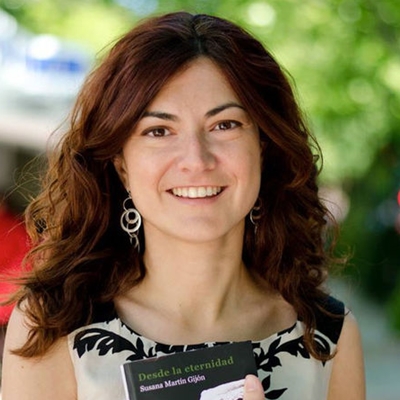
xmin=146 ymin=57 xmax=240 ymax=110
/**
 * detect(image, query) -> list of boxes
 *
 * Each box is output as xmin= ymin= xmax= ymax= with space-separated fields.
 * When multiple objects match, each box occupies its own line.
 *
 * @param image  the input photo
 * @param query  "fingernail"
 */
xmin=244 ymin=374 xmax=260 ymax=392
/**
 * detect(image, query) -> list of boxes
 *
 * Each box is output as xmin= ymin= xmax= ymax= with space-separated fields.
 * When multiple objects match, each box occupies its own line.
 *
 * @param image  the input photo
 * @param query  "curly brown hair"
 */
xmin=13 ymin=12 xmax=340 ymax=359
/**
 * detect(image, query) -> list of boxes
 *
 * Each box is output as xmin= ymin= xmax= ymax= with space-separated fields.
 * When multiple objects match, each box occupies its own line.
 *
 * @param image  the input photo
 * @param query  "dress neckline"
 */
xmin=91 ymin=295 xmax=345 ymax=347
xmin=111 ymin=311 xmax=301 ymax=348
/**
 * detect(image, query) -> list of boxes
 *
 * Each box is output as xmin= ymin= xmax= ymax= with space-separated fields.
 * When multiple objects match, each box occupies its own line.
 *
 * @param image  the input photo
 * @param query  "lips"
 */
xmin=171 ymin=186 xmax=223 ymax=198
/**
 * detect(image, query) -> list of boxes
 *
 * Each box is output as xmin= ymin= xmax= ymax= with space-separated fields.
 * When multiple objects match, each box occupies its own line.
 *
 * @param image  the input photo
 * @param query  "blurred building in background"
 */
xmin=0 ymin=8 xmax=92 ymax=211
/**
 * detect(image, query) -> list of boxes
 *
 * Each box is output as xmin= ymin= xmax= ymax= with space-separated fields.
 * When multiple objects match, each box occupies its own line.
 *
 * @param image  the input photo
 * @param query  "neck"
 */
xmin=116 ymin=226 xmax=292 ymax=345
xmin=134 ymin=224 xmax=256 ymax=323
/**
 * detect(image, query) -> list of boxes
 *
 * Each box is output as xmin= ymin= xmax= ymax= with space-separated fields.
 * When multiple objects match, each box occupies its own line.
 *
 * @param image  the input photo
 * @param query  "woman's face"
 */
xmin=114 ymin=57 xmax=262 ymax=245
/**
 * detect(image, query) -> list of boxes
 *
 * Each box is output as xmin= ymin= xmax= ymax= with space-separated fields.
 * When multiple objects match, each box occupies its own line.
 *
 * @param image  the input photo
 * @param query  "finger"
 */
xmin=243 ymin=374 xmax=264 ymax=400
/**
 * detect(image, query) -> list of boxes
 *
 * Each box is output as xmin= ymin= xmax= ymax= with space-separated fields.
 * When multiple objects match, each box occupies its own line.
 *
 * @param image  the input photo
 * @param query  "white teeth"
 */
xmin=171 ymin=186 xmax=222 ymax=198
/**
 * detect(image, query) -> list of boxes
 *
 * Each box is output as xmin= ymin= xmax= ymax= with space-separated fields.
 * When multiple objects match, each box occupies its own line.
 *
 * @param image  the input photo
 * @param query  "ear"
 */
xmin=113 ymin=154 xmax=129 ymax=188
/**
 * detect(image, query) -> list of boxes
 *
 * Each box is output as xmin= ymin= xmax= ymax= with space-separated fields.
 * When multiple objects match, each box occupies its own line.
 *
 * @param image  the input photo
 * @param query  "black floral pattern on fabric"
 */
xmin=73 ymin=322 xmax=331 ymax=399
xmin=73 ymin=296 xmax=344 ymax=399
xmin=74 ymin=328 xmax=152 ymax=361
xmin=251 ymin=329 xmax=334 ymax=398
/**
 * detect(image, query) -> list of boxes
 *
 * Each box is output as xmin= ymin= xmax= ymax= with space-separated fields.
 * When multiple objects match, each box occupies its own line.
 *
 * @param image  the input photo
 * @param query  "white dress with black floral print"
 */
xmin=68 ymin=297 xmax=344 ymax=400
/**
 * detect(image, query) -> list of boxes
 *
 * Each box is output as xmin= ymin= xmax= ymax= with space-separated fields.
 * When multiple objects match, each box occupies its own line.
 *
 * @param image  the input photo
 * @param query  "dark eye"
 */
xmin=145 ymin=127 xmax=170 ymax=137
xmin=214 ymin=120 xmax=241 ymax=131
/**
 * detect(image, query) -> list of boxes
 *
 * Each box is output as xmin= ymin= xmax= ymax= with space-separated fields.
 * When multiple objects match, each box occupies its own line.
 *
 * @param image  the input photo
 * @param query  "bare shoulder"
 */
xmin=327 ymin=311 xmax=366 ymax=400
xmin=2 ymin=305 xmax=77 ymax=400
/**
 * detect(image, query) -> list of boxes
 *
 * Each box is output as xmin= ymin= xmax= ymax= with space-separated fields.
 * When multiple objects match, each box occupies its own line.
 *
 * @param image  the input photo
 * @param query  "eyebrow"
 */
xmin=141 ymin=102 xmax=246 ymax=121
xmin=205 ymin=102 xmax=246 ymax=118
xmin=141 ymin=111 xmax=178 ymax=121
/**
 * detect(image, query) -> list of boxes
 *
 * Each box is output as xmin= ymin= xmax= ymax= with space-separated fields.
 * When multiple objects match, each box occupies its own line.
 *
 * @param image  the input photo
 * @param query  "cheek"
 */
xmin=243 ymin=141 xmax=262 ymax=174
xmin=231 ymin=145 xmax=262 ymax=200
xmin=125 ymin=155 xmax=163 ymax=198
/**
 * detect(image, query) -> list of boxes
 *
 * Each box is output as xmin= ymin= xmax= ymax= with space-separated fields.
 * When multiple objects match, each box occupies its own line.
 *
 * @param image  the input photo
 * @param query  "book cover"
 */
xmin=121 ymin=341 xmax=257 ymax=400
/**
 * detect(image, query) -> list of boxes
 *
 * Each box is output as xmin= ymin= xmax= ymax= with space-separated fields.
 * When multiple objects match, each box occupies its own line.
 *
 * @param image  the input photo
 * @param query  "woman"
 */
xmin=2 ymin=12 xmax=365 ymax=400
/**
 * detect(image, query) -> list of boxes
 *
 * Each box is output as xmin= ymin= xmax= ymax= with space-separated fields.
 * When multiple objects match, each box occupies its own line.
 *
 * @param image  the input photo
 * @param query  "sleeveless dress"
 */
xmin=67 ymin=296 xmax=345 ymax=400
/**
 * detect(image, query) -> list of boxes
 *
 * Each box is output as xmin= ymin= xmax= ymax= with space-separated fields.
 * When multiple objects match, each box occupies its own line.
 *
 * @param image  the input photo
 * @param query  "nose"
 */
xmin=177 ymin=132 xmax=217 ymax=172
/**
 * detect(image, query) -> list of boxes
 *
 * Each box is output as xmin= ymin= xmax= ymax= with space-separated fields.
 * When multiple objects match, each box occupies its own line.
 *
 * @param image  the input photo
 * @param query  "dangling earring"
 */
xmin=249 ymin=198 xmax=262 ymax=234
xmin=120 ymin=191 xmax=142 ymax=250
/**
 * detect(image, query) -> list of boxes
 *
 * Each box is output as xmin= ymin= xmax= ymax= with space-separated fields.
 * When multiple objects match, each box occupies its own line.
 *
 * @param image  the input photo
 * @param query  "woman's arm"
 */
xmin=327 ymin=312 xmax=366 ymax=400
xmin=1 ymin=306 xmax=77 ymax=400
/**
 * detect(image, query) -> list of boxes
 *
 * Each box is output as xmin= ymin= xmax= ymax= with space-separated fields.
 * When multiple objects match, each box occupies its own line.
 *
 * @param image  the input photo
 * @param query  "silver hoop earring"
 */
xmin=120 ymin=192 xmax=142 ymax=250
xmin=249 ymin=199 xmax=262 ymax=234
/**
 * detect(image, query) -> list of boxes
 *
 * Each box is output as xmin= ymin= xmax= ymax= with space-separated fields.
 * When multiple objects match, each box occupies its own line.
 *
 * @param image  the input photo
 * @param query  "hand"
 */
xmin=243 ymin=375 xmax=264 ymax=400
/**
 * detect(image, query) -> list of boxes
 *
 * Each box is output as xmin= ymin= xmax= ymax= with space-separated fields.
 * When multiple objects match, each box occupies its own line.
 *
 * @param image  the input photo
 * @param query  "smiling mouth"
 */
xmin=170 ymin=186 xmax=223 ymax=199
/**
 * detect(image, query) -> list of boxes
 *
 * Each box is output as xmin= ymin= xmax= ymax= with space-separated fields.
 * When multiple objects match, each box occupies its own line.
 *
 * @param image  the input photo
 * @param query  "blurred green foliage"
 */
xmin=2 ymin=0 xmax=399 ymax=183
xmin=1 ymin=0 xmax=399 ymax=329
xmin=0 ymin=0 xmax=135 ymax=50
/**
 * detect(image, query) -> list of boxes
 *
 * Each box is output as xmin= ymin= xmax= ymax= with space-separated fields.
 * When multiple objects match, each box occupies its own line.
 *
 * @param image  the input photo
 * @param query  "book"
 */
xmin=121 ymin=341 xmax=258 ymax=400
